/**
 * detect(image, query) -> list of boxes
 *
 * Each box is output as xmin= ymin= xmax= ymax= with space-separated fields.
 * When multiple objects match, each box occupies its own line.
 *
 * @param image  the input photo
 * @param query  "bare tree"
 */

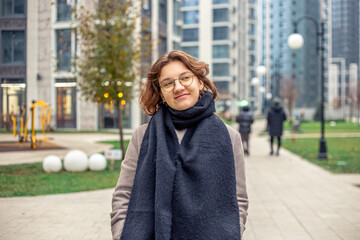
xmin=280 ymin=76 xmax=298 ymax=123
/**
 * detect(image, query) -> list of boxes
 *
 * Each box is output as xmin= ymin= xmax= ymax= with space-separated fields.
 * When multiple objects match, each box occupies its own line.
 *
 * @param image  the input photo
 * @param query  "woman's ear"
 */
xmin=159 ymin=92 xmax=165 ymax=103
xmin=199 ymin=80 xmax=204 ymax=89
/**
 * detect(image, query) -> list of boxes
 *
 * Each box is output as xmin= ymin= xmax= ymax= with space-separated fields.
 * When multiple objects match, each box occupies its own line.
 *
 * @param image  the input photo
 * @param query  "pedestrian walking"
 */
xmin=110 ymin=50 xmax=248 ymax=239
xmin=267 ymin=97 xmax=287 ymax=156
xmin=236 ymin=103 xmax=254 ymax=156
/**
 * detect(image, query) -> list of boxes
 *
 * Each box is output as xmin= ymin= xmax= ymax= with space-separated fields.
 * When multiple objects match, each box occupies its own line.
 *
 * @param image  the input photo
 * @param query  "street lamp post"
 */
xmin=288 ymin=16 xmax=328 ymax=160
xmin=255 ymin=65 xmax=267 ymax=114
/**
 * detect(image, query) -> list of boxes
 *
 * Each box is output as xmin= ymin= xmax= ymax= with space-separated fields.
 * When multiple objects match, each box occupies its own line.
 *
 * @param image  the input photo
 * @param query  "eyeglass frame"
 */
xmin=158 ymin=73 xmax=195 ymax=92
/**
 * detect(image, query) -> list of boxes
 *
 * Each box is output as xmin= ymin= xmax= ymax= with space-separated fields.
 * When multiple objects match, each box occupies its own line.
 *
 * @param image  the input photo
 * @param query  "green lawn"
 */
xmin=284 ymin=120 xmax=360 ymax=134
xmin=0 ymin=140 xmax=129 ymax=197
xmin=283 ymin=137 xmax=360 ymax=173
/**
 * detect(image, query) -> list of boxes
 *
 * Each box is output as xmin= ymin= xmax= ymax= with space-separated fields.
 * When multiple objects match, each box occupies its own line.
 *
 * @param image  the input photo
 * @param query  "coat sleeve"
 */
xmin=226 ymin=125 xmax=249 ymax=237
xmin=110 ymin=124 xmax=146 ymax=240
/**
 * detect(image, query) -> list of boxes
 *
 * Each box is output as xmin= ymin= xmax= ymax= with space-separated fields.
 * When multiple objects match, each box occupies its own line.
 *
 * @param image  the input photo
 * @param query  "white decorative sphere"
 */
xmin=64 ymin=150 xmax=88 ymax=172
xmin=256 ymin=65 xmax=267 ymax=76
xmin=288 ymin=33 xmax=304 ymax=49
xmin=88 ymin=153 xmax=107 ymax=171
xmin=43 ymin=155 xmax=62 ymax=173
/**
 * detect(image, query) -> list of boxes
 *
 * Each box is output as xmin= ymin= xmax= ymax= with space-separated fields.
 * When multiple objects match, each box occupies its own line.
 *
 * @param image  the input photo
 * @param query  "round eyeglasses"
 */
xmin=159 ymin=74 xmax=195 ymax=92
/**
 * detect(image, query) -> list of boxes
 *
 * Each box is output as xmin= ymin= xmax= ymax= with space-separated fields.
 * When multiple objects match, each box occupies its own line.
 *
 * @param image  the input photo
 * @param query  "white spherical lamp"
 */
xmin=88 ymin=153 xmax=107 ymax=171
xmin=251 ymin=77 xmax=260 ymax=86
xmin=43 ymin=155 xmax=62 ymax=173
xmin=287 ymin=33 xmax=304 ymax=49
xmin=64 ymin=150 xmax=88 ymax=172
xmin=266 ymin=92 xmax=273 ymax=100
xmin=256 ymin=65 xmax=267 ymax=76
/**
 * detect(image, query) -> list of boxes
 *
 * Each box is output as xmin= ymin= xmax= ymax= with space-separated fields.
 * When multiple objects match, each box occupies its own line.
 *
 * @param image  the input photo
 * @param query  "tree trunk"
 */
xmin=118 ymin=101 xmax=125 ymax=158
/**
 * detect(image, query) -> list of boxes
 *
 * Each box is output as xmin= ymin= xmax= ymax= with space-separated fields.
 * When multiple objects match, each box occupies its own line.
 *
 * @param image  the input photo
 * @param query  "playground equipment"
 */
xmin=11 ymin=100 xmax=52 ymax=149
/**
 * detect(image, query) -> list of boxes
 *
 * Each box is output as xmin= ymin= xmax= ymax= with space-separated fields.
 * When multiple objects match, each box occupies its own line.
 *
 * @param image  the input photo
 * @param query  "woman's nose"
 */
xmin=173 ymin=79 xmax=185 ymax=92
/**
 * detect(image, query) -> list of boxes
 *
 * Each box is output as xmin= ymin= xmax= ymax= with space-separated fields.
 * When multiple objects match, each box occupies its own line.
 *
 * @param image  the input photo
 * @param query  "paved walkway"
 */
xmin=1 ymin=121 xmax=360 ymax=239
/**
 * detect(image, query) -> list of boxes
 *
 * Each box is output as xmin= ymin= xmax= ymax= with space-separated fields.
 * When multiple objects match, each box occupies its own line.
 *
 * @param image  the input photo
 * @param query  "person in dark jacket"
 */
xmin=267 ymin=98 xmax=287 ymax=155
xmin=236 ymin=105 xmax=254 ymax=156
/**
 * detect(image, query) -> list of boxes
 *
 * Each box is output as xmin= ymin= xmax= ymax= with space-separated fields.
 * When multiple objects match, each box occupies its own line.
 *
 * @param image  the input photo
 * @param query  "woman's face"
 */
xmin=158 ymin=61 xmax=204 ymax=111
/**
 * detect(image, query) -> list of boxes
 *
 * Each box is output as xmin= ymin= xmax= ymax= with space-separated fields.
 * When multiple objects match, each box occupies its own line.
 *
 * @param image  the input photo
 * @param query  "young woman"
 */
xmin=111 ymin=50 xmax=248 ymax=239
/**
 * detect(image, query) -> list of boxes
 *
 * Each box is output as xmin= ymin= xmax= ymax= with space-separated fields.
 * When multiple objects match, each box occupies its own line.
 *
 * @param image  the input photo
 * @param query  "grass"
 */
xmin=283 ymin=137 xmax=360 ymax=173
xmin=284 ymin=120 xmax=360 ymax=134
xmin=0 ymin=140 xmax=129 ymax=197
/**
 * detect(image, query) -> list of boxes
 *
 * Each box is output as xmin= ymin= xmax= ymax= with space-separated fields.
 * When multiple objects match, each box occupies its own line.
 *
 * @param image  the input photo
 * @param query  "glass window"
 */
xmin=182 ymin=0 xmax=198 ymax=7
xmin=1 ymin=31 xmax=25 ymax=64
xmin=213 ymin=0 xmax=229 ymax=4
xmin=1 ymin=0 xmax=25 ymax=16
xmin=159 ymin=0 xmax=167 ymax=23
xmin=249 ymin=24 xmax=256 ymax=35
xmin=213 ymin=27 xmax=229 ymax=40
xmin=249 ymin=8 xmax=256 ymax=20
xmin=57 ymin=0 xmax=73 ymax=21
xmin=249 ymin=39 xmax=256 ymax=51
xmin=182 ymin=28 xmax=198 ymax=42
xmin=213 ymin=9 xmax=229 ymax=22
xmin=213 ymin=63 xmax=230 ymax=76
xmin=183 ymin=10 xmax=199 ymax=24
xmin=213 ymin=45 xmax=229 ymax=59
xmin=182 ymin=46 xmax=199 ymax=58
xmin=249 ymin=54 xmax=255 ymax=66
xmin=56 ymin=29 xmax=72 ymax=71
xmin=214 ymin=81 xmax=229 ymax=94
xmin=56 ymin=85 xmax=77 ymax=128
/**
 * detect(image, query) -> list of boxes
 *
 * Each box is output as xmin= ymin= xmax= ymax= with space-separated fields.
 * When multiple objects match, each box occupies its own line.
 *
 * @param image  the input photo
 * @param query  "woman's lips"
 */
xmin=175 ymin=93 xmax=189 ymax=99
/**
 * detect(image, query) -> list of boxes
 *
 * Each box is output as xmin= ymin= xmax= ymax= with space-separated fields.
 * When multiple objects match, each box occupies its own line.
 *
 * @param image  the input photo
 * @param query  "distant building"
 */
xmin=175 ymin=0 xmax=257 ymax=116
xmin=0 ymin=0 xmax=171 ymax=130
xmin=328 ymin=0 xmax=359 ymax=110
xmin=260 ymin=0 xmax=327 ymax=110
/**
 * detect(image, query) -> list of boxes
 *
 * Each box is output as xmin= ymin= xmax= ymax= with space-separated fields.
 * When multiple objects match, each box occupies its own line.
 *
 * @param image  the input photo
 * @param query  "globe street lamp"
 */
xmin=255 ymin=65 xmax=267 ymax=114
xmin=287 ymin=16 xmax=327 ymax=160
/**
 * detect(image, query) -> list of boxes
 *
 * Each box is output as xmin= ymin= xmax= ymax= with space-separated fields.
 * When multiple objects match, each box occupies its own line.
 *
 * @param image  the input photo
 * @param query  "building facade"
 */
xmin=328 ymin=0 xmax=359 ymax=111
xmin=260 ymin=0 xmax=326 ymax=114
xmin=177 ymin=0 xmax=256 ymax=116
xmin=1 ymin=0 xmax=258 ymax=130
xmin=0 ymin=0 xmax=27 ymax=129
xmin=0 ymin=0 xmax=174 ymax=130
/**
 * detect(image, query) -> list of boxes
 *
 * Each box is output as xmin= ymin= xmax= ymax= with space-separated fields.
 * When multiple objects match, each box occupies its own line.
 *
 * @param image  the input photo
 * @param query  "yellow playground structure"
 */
xmin=11 ymin=100 xmax=52 ymax=149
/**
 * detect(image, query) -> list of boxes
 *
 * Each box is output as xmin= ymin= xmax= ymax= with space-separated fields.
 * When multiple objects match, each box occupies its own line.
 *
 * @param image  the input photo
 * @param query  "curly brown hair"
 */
xmin=140 ymin=50 xmax=218 ymax=116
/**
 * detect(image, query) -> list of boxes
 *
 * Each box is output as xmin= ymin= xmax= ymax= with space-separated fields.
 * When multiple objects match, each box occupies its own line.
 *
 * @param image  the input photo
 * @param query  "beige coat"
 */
xmin=110 ymin=123 xmax=248 ymax=240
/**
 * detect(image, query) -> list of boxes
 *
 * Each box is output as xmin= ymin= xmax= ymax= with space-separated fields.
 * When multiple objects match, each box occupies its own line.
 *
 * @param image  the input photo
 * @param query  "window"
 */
xmin=249 ymin=39 xmax=256 ymax=51
xmin=182 ymin=0 xmax=198 ymax=7
xmin=213 ymin=0 xmax=229 ymax=4
xmin=214 ymin=81 xmax=229 ymax=93
xmin=56 ymin=29 xmax=72 ymax=70
xmin=213 ymin=9 xmax=229 ymax=22
xmin=57 ymin=0 xmax=72 ymax=21
xmin=213 ymin=45 xmax=229 ymax=59
xmin=1 ymin=0 xmax=25 ymax=16
xmin=249 ymin=55 xmax=255 ymax=66
xmin=173 ymin=41 xmax=181 ymax=50
xmin=213 ymin=27 xmax=229 ymax=40
xmin=182 ymin=28 xmax=198 ymax=42
xmin=56 ymin=81 xmax=77 ymax=128
xmin=182 ymin=46 xmax=198 ymax=58
xmin=159 ymin=0 xmax=167 ymax=23
xmin=183 ymin=10 xmax=199 ymax=24
xmin=249 ymin=8 xmax=256 ymax=20
xmin=213 ymin=63 xmax=230 ymax=76
xmin=1 ymin=31 xmax=25 ymax=64
xmin=249 ymin=24 xmax=256 ymax=35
